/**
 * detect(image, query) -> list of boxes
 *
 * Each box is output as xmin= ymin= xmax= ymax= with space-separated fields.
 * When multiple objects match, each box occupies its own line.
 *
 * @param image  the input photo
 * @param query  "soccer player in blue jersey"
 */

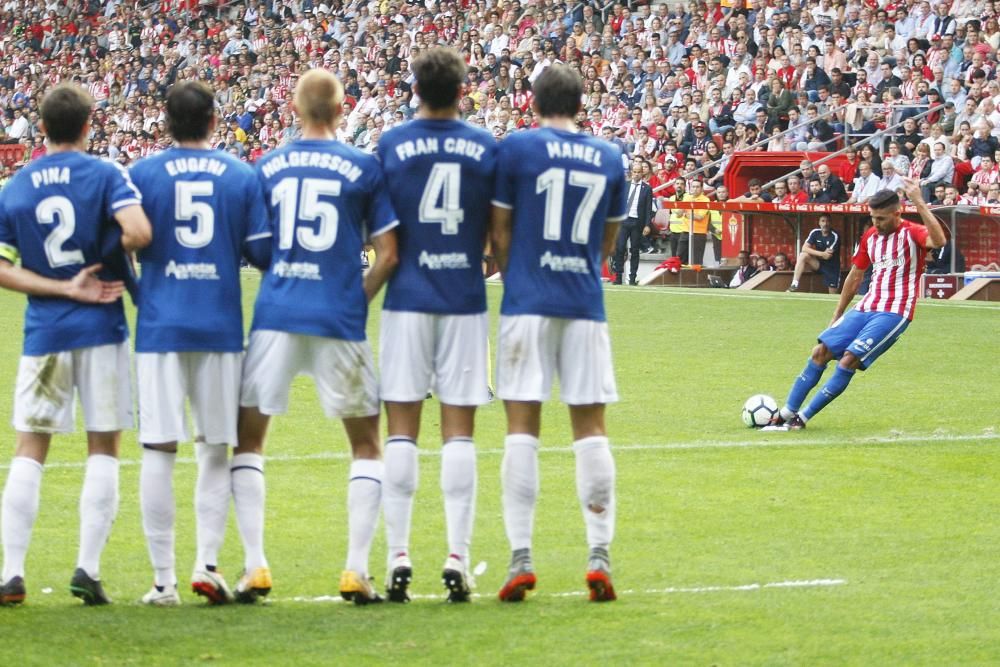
xmin=237 ymin=69 xmax=399 ymax=605
xmin=129 ymin=82 xmax=271 ymax=607
xmin=0 ymin=84 xmax=152 ymax=606
xmin=376 ymin=47 xmax=497 ymax=603
xmin=490 ymin=65 xmax=627 ymax=603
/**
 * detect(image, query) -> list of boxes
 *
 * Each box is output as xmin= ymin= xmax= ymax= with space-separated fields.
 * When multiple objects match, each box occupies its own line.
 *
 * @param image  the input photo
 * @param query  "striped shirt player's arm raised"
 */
xmin=900 ymin=176 xmax=946 ymax=249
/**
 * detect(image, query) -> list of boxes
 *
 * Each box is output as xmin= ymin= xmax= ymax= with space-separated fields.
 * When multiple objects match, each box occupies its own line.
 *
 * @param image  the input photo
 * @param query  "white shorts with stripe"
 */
xmin=240 ymin=330 xmax=379 ymax=419
xmin=137 ymin=351 xmax=242 ymax=446
xmin=379 ymin=310 xmax=490 ymax=406
xmin=496 ymin=315 xmax=618 ymax=405
xmin=13 ymin=341 xmax=133 ymax=434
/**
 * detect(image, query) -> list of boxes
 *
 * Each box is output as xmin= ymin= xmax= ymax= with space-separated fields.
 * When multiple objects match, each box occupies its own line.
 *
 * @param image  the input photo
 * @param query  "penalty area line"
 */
xmin=274 ymin=578 xmax=848 ymax=603
xmin=3 ymin=432 xmax=996 ymax=470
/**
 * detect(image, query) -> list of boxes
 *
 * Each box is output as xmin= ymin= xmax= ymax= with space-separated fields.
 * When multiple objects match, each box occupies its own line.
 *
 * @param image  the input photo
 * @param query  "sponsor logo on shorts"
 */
xmin=852 ymin=338 xmax=874 ymax=352
xmin=539 ymin=251 xmax=588 ymax=274
xmin=418 ymin=251 xmax=471 ymax=270
xmin=272 ymin=260 xmax=322 ymax=280
xmin=165 ymin=261 xmax=220 ymax=280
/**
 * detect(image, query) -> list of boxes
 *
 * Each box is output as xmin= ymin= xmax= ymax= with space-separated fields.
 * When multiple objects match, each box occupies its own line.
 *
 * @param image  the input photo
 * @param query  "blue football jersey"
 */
xmin=252 ymin=139 xmax=398 ymax=340
xmin=130 ymin=148 xmax=270 ymax=353
xmin=378 ymin=119 xmax=496 ymax=314
xmin=492 ymin=128 xmax=627 ymax=321
xmin=0 ymin=152 xmax=141 ymax=355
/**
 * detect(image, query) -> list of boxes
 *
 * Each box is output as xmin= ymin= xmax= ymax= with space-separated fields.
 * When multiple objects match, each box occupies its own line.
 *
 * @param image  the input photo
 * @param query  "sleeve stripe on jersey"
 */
xmin=111 ymin=198 xmax=142 ymax=210
xmin=491 ymin=199 xmax=513 ymax=209
xmin=245 ymin=231 xmax=273 ymax=242
xmin=607 ymin=214 xmax=628 ymax=222
xmin=370 ymin=219 xmax=400 ymax=238
xmin=0 ymin=242 xmax=19 ymax=264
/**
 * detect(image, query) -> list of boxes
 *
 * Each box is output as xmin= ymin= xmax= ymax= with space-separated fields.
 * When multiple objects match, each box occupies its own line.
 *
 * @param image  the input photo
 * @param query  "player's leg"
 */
xmin=775 ymin=310 xmax=866 ymax=425
xmin=379 ymin=311 xmax=433 ymax=602
xmin=612 ymin=224 xmax=628 ymax=284
xmin=313 ymin=337 xmax=384 ymax=605
xmin=797 ymin=312 xmax=909 ymax=427
xmin=434 ymin=313 xmax=489 ymax=602
xmin=2 ymin=350 xmax=70 ymax=606
xmin=232 ymin=330 xmax=298 ymax=602
xmin=560 ymin=319 xmax=619 ymax=602
xmin=136 ymin=352 xmax=186 ymax=606
xmin=188 ymin=352 xmax=241 ymax=604
xmin=1 ymin=432 xmax=50 ymax=606
xmin=496 ymin=315 xmax=554 ymax=602
xmin=73 ymin=342 xmax=132 ymax=606
xmin=789 ymin=255 xmax=819 ymax=291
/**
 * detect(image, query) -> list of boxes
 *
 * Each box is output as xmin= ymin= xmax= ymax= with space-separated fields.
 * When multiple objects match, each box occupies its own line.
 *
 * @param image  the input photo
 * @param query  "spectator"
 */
xmin=729 ymin=250 xmax=758 ymax=287
xmin=878 ymin=160 xmax=905 ymax=193
xmin=849 ymin=161 xmax=880 ymax=204
xmin=921 ymin=142 xmax=955 ymax=200
xmin=816 ymin=163 xmax=848 ymax=202
xmin=782 ymin=176 xmax=809 ymax=204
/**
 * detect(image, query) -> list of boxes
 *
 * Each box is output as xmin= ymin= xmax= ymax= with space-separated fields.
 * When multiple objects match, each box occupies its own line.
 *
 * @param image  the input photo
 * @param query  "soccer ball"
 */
xmin=742 ymin=394 xmax=779 ymax=428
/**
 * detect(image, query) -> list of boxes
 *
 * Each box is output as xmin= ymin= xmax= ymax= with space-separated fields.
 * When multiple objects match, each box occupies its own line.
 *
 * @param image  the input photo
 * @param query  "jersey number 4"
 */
xmin=419 ymin=163 xmax=463 ymax=235
xmin=536 ymin=168 xmax=606 ymax=244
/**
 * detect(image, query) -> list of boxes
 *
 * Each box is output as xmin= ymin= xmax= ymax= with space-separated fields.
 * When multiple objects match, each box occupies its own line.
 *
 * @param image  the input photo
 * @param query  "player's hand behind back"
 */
xmin=65 ymin=264 xmax=125 ymax=304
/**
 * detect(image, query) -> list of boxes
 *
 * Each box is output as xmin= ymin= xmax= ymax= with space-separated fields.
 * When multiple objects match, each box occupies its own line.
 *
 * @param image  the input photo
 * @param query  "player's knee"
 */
xmin=811 ymin=343 xmax=832 ymax=365
xmin=839 ymin=352 xmax=862 ymax=370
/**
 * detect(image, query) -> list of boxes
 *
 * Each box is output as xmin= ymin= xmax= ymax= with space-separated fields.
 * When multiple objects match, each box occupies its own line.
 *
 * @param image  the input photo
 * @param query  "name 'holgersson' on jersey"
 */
xmin=492 ymin=128 xmax=627 ymax=321
xmin=129 ymin=148 xmax=270 ymax=353
xmin=252 ymin=139 xmax=398 ymax=340
xmin=377 ymin=119 xmax=497 ymax=314
xmin=0 ymin=152 xmax=141 ymax=355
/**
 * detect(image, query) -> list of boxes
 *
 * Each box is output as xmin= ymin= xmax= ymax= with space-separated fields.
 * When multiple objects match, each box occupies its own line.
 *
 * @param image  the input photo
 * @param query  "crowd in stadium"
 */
xmin=2 ymin=0 xmax=1000 ymax=206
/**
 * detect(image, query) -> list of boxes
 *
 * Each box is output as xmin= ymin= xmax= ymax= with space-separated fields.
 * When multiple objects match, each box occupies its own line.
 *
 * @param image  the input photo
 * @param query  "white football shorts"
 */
xmin=496 ymin=315 xmax=618 ymax=405
xmin=379 ymin=310 xmax=490 ymax=406
xmin=13 ymin=341 xmax=133 ymax=434
xmin=240 ymin=330 xmax=379 ymax=419
xmin=137 ymin=351 xmax=242 ymax=446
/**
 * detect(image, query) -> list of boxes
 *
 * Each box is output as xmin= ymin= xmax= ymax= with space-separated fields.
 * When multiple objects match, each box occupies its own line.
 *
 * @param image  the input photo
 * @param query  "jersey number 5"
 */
xmin=272 ymin=177 xmax=340 ymax=251
xmin=175 ymin=181 xmax=214 ymax=248
xmin=536 ymin=168 xmax=606 ymax=244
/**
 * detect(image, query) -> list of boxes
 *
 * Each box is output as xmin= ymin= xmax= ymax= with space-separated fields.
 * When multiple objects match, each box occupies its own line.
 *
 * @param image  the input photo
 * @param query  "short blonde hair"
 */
xmin=293 ymin=68 xmax=344 ymax=127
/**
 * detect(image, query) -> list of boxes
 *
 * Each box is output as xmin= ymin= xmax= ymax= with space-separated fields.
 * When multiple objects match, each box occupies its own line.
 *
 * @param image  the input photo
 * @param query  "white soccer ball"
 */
xmin=742 ymin=394 xmax=779 ymax=428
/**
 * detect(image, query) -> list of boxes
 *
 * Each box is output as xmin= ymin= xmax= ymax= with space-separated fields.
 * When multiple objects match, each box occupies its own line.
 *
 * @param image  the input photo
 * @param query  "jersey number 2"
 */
xmin=536 ymin=168 xmax=606 ymax=244
xmin=37 ymin=196 xmax=84 ymax=268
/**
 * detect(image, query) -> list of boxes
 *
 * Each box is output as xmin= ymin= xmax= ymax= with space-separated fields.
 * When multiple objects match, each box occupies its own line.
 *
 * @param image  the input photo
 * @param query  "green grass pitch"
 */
xmin=1 ymin=277 xmax=998 ymax=665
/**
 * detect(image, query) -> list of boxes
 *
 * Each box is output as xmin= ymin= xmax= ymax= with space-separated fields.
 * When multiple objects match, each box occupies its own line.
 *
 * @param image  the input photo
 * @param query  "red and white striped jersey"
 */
xmin=852 ymin=220 xmax=931 ymax=321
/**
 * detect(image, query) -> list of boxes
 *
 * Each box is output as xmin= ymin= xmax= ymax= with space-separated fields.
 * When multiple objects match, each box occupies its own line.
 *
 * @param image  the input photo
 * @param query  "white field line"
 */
xmin=274 ymin=578 xmax=847 ymax=603
xmin=4 ymin=432 xmax=996 ymax=470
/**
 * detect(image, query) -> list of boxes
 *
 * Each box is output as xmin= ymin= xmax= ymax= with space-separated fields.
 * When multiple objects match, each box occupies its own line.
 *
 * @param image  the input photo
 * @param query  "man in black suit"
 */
xmin=613 ymin=161 xmax=653 ymax=285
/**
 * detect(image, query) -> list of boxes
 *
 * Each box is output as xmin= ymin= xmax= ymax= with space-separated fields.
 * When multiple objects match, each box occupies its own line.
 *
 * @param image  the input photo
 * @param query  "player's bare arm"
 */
xmin=489 ymin=205 xmax=512 ymax=273
xmin=363 ymin=227 xmax=399 ymax=303
xmin=0 ymin=259 xmax=124 ymax=304
xmin=900 ymin=177 xmax=947 ymax=249
xmin=830 ymin=265 xmax=865 ymax=325
xmin=114 ymin=203 xmax=153 ymax=252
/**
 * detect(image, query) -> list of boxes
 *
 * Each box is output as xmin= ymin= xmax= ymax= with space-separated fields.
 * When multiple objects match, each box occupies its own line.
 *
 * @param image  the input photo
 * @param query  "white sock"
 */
xmin=441 ymin=438 xmax=476 ymax=563
xmin=574 ymin=436 xmax=616 ymax=550
xmin=1 ymin=457 xmax=43 ymax=582
xmin=231 ymin=452 xmax=267 ymax=572
xmin=140 ymin=448 xmax=176 ymax=588
xmin=77 ymin=454 xmax=120 ymax=579
xmin=195 ymin=443 xmax=230 ymax=572
xmin=346 ymin=458 xmax=383 ymax=575
xmin=501 ymin=434 xmax=539 ymax=552
xmin=382 ymin=437 xmax=417 ymax=565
